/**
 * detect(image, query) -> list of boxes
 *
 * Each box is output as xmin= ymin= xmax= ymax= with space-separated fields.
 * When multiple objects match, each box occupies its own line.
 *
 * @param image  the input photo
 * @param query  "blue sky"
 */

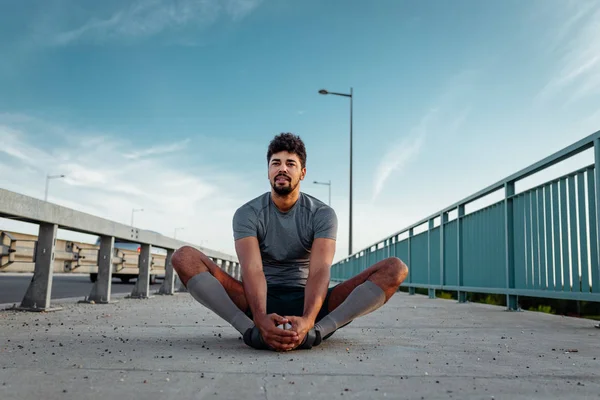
xmin=1 ymin=0 xmax=599 ymax=260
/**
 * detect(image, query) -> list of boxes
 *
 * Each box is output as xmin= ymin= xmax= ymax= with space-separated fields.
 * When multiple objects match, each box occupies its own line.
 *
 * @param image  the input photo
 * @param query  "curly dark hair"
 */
xmin=267 ymin=133 xmax=307 ymax=168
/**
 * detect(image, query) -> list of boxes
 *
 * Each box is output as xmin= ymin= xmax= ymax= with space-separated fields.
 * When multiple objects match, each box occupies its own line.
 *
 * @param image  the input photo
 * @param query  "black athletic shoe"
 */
xmin=297 ymin=328 xmax=322 ymax=350
xmin=243 ymin=326 xmax=273 ymax=350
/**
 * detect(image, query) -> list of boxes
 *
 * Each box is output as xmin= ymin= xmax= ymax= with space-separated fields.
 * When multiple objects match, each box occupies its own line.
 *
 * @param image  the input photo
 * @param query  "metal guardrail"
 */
xmin=0 ymin=189 xmax=240 ymax=311
xmin=332 ymin=129 xmax=600 ymax=308
xmin=1 ymin=229 xmax=171 ymax=280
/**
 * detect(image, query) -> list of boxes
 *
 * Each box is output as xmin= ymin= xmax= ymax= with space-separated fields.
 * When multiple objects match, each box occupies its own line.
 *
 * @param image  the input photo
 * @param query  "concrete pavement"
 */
xmin=1 ymin=290 xmax=599 ymax=399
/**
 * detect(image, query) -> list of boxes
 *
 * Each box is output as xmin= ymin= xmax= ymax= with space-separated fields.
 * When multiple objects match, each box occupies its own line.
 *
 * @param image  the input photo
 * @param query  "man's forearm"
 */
xmin=242 ymin=266 xmax=268 ymax=321
xmin=302 ymin=267 xmax=330 ymax=324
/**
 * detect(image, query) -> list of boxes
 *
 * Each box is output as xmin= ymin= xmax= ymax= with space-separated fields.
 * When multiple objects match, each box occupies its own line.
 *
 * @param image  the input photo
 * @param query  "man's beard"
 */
xmin=271 ymin=177 xmax=296 ymax=195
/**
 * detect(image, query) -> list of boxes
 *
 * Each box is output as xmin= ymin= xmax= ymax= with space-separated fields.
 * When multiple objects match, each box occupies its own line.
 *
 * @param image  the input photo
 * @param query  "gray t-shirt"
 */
xmin=232 ymin=192 xmax=338 ymax=287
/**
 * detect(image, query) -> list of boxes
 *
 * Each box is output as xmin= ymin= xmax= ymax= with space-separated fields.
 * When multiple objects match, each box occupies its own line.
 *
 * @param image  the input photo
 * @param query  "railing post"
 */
xmin=85 ymin=235 xmax=114 ymax=303
xmin=408 ymin=228 xmax=415 ymax=295
xmin=457 ymin=205 xmax=467 ymax=303
xmin=236 ymin=262 xmax=242 ymax=282
xmin=230 ymin=261 xmax=236 ymax=280
xmin=175 ymin=272 xmax=187 ymax=292
xmin=505 ymin=181 xmax=519 ymax=310
xmin=223 ymin=260 xmax=230 ymax=276
xmin=18 ymin=223 xmax=61 ymax=311
xmin=594 ymin=139 xmax=600 ymax=291
xmin=428 ymin=219 xmax=435 ymax=299
xmin=130 ymin=244 xmax=152 ymax=299
xmin=158 ymin=249 xmax=175 ymax=295
xmin=440 ymin=212 xmax=447 ymax=288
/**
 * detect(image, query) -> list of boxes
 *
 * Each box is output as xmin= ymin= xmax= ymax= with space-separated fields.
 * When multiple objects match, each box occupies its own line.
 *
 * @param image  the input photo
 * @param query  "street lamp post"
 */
xmin=44 ymin=174 xmax=66 ymax=202
xmin=313 ymin=180 xmax=331 ymax=206
xmin=319 ymin=87 xmax=353 ymax=255
xmin=174 ymin=227 xmax=185 ymax=239
xmin=131 ymin=208 xmax=144 ymax=226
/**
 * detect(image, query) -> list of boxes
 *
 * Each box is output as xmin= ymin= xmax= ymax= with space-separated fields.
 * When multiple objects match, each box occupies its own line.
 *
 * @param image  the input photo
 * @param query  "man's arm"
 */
xmin=235 ymin=237 xmax=297 ymax=350
xmin=235 ymin=236 xmax=267 ymax=318
xmin=303 ymin=238 xmax=336 ymax=322
xmin=287 ymin=237 xmax=336 ymax=344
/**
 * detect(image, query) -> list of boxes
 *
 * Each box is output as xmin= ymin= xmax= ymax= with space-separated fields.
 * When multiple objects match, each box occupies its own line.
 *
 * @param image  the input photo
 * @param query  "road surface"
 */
xmin=2 ymin=291 xmax=599 ymax=399
xmin=0 ymin=274 xmax=162 ymax=305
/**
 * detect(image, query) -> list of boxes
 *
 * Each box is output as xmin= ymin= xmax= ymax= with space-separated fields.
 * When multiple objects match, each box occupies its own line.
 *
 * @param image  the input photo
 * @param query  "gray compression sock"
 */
xmin=314 ymin=280 xmax=386 ymax=337
xmin=187 ymin=272 xmax=254 ymax=334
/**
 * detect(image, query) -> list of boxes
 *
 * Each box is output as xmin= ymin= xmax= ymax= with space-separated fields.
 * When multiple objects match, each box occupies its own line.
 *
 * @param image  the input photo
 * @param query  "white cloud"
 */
xmin=49 ymin=0 xmax=263 ymax=46
xmin=226 ymin=0 xmax=264 ymax=21
xmin=536 ymin=1 xmax=600 ymax=104
xmin=0 ymin=117 xmax=248 ymax=255
xmin=448 ymin=106 xmax=471 ymax=136
xmin=0 ymin=125 xmax=52 ymax=166
xmin=124 ymin=139 xmax=191 ymax=160
xmin=1 ymin=141 xmax=35 ymax=165
xmin=370 ymin=68 xmax=476 ymax=204
xmin=61 ymin=163 xmax=108 ymax=186
xmin=371 ymin=110 xmax=435 ymax=202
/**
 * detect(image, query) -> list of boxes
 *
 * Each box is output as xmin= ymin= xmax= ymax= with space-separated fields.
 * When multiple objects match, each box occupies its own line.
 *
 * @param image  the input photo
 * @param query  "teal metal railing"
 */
xmin=331 ymin=130 xmax=600 ymax=308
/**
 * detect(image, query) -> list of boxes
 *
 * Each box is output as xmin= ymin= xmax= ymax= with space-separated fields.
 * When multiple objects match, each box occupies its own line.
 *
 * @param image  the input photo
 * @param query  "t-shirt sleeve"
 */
xmin=313 ymin=206 xmax=338 ymax=240
xmin=232 ymin=205 xmax=258 ymax=240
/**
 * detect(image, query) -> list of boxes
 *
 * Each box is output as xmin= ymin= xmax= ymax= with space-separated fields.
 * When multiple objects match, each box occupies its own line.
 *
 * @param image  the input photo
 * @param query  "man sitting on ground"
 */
xmin=171 ymin=133 xmax=408 ymax=351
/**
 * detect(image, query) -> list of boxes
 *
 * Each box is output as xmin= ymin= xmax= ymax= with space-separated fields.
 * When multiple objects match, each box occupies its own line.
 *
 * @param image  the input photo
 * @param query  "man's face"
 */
xmin=268 ymin=151 xmax=306 ymax=196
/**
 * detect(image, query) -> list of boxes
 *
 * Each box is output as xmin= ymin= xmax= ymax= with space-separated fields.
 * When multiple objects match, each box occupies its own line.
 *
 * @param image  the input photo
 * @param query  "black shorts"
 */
xmin=245 ymin=285 xmax=336 ymax=324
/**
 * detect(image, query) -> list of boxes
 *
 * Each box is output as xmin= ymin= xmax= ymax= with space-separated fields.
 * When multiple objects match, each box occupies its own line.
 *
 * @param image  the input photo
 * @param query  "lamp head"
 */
xmin=318 ymin=89 xmax=328 ymax=95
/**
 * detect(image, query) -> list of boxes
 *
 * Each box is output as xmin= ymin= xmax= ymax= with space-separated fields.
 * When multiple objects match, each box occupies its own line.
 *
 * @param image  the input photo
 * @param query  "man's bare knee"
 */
xmin=172 ymin=246 xmax=209 ymax=285
xmin=367 ymin=257 xmax=408 ymax=300
xmin=383 ymin=257 xmax=408 ymax=288
xmin=171 ymin=245 xmax=195 ymax=271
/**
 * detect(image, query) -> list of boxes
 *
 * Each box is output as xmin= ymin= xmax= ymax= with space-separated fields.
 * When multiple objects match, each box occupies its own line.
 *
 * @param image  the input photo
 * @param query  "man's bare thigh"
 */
xmin=327 ymin=257 xmax=403 ymax=312
xmin=173 ymin=246 xmax=249 ymax=312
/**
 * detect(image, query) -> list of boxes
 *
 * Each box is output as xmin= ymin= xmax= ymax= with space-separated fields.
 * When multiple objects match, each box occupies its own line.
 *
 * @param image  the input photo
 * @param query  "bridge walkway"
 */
xmin=1 ymin=291 xmax=598 ymax=399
